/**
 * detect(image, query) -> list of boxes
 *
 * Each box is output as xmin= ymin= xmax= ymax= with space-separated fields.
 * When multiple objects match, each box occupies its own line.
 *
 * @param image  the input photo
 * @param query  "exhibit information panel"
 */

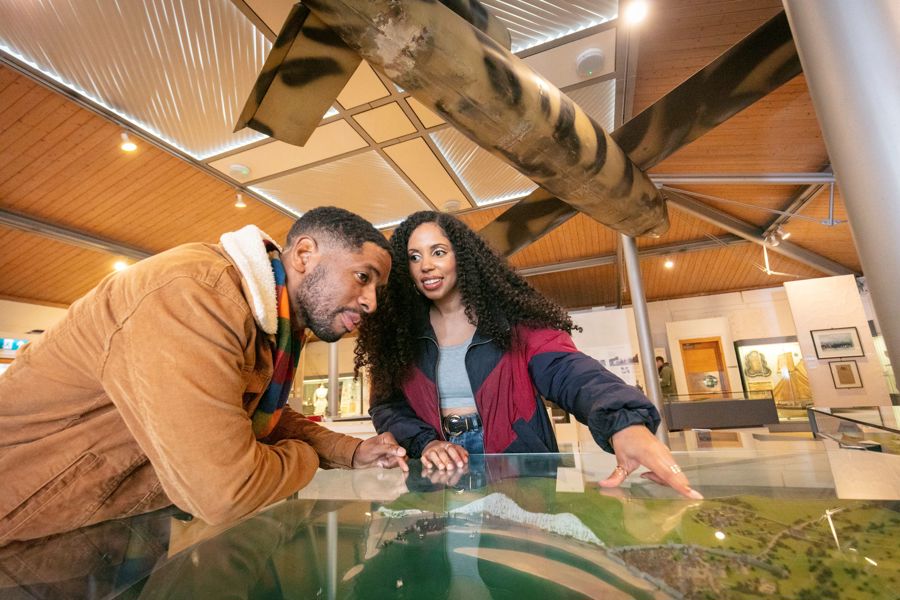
xmin=1 ymin=451 xmax=897 ymax=599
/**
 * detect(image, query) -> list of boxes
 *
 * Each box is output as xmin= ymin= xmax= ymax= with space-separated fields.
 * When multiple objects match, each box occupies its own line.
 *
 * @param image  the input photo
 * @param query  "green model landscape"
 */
xmin=356 ymin=477 xmax=899 ymax=600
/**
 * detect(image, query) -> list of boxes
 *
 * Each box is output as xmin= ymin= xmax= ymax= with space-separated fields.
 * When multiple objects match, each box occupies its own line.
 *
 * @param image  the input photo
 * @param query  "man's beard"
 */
xmin=295 ymin=264 xmax=344 ymax=342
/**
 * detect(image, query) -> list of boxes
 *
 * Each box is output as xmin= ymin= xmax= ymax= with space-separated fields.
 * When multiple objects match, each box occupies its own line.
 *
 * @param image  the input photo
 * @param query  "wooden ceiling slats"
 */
xmin=650 ymin=78 xmax=827 ymax=175
xmin=632 ymin=0 xmax=783 ymax=114
xmin=0 ymin=227 xmax=119 ymax=304
xmin=665 ymin=184 xmax=805 ymax=228
xmin=4 ymin=123 xmax=117 ymax=206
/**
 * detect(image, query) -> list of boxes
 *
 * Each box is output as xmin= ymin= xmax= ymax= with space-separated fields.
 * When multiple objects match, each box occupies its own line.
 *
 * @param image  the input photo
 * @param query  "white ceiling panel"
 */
xmin=430 ymin=129 xmax=537 ymax=207
xmin=566 ymin=79 xmax=616 ymax=133
xmin=483 ymin=0 xmax=619 ymax=53
xmin=0 ymin=0 xmax=270 ymax=159
xmin=522 ymin=28 xmax=616 ymax=89
xmin=352 ymin=103 xmax=417 ymax=143
xmin=250 ymin=151 xmax=429 ymax=227
xmin=210 ymin=120 xmax=367 ymax=182
xmin=384 ymin=139 xmax=472 ymax=211
xmin=337 ymin=62 xmax=390 ymax=109
xmin=405 ymin=97 xmax=445 ymax=128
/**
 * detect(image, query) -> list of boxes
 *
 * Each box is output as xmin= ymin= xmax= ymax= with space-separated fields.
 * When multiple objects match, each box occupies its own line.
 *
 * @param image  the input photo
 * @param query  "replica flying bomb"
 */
xmin=238 ymin=1 xmax=801 ymax=255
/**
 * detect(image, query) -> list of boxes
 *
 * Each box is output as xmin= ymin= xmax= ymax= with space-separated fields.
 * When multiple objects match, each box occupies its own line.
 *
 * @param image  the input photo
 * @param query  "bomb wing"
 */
xmin=238 ymin=0 xmax=668 ymax=238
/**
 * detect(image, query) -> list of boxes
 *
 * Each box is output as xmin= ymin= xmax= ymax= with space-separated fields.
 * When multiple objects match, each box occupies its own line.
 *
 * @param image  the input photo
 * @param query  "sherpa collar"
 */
xmin=220 ymin=225 xmax=281 ymax=335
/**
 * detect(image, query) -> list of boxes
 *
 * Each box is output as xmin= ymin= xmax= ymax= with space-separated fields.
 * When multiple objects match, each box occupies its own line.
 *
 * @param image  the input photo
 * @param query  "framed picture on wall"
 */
xmin=810 ymin=327 xmax=864 ymax=359
xmin=829 ymin=360 xmax=863 ymax=389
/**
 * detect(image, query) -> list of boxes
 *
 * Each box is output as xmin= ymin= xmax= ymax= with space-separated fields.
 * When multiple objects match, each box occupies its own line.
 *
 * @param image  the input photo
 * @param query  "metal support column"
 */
xmin=326 ymin=511 xmax=338 ymax=600
xmin=620 ymin=234 xmax=669 ymax=445
xmin=327 ymin=342 xmax=339 ymax=418
xmin=783 ymin=0 xmax=900 ymax=382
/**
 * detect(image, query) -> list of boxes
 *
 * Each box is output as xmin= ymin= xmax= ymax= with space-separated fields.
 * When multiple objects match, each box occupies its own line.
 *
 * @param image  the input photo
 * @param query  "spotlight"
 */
xmin=119 ymin=132 xmax=137 ymax=152
xmin=624 ymin=0 xmax=649 ymax=25
xmin=765 ymin=227 xmax=791 ymax=247
xmin=113 ymin=261 xmax=129 ymax=271
xmin=234 ymin=193 xmax=247 ymax=209
xmin=664 ymin=258 xmax=674 ymax=269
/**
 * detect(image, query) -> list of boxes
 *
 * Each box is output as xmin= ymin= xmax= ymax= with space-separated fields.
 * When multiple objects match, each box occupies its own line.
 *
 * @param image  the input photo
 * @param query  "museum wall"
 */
xmin=571 ymin=307 xmax=645 ymax=390
xmin=784 ymin=275 xmax=890 ymax=407
xmin=0 ymin=299 xmax=67 ymax=360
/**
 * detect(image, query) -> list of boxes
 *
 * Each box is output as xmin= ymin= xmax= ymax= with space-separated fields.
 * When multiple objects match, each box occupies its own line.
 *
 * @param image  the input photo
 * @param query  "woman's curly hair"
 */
xmin=355 ymin=211 xmax=579 ymax=402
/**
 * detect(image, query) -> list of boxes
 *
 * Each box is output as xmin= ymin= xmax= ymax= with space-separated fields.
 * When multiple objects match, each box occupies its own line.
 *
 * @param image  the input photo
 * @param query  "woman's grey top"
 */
xmin=437 ymin=338 xmax=477 ymax=411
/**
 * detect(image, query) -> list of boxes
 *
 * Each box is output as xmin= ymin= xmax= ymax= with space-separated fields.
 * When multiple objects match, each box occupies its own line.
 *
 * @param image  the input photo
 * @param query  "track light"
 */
xmin=234 ymin=192 xmax=247 ymax=208
xmin=119 ymin=132 xmax=137 ymax=152
xmin=765 ymin=227 xmax=791 ymax=247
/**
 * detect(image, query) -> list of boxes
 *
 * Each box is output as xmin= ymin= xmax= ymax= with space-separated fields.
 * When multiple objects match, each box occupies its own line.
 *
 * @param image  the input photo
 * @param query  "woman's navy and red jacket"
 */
xmin=369 ymin=323 xmax=661 ymax=457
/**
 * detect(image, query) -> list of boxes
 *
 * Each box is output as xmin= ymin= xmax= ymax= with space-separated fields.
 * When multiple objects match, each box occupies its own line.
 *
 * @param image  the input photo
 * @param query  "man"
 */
xmin=656 ymin=356 xmax=677 ymax=398
xmin=0 ymin=206 xmax=406 ymax=544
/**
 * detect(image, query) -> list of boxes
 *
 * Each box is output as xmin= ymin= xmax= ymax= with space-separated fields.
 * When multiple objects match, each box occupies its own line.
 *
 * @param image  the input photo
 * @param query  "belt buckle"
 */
xmin=443 ymin=414 xmax=466 ymax=437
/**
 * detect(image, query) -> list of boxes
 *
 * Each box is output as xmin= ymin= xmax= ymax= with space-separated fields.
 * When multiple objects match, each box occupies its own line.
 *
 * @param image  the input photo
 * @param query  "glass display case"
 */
xmin=297 ymin=373 xmax=368 ymax=419
xmin=3 ymin=450 xmax=897 ymax=599
xmin=734 ymin=336 xmax=812 ymax=421
xmin=808 ymin=405 xmax=900 ymax=455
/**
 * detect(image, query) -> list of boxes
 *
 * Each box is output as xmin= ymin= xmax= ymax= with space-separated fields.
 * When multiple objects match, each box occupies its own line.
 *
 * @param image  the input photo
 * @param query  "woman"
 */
xmin=356 ymin=212 xmax=700 ymax=498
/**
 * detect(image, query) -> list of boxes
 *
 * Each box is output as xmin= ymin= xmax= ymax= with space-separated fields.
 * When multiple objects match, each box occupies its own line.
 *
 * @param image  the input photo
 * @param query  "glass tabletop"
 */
xmin=1 ymin=450 xmax=897 ymax=599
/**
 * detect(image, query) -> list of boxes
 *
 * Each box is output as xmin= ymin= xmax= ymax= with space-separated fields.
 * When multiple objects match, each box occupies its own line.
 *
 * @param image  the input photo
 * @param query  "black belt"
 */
xmin=442 ymin=413 xmax=482 ymax=437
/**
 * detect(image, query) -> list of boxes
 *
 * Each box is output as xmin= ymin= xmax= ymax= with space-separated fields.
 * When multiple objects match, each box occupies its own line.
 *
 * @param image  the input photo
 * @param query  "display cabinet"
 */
xmin=3 ymin=450 xmax=897 ymax=599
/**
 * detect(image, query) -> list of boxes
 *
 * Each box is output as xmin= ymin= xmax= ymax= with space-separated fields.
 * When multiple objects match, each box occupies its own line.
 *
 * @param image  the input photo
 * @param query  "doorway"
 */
xmin=680 ymin=337 xmax=731 ymax=398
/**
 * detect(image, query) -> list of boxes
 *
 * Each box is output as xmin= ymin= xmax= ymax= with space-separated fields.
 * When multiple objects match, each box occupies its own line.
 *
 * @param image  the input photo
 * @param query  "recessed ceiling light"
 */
xmin=664 ymin=258 xmax=674 ymax=269
xmin=229 ymin=163 xmax=251 ymax=177
xmin=114 ymin=260 xmax=129 ymax=271
xmin=575 ymin=49 xmax=604 ymax=78
xmin=234 ymin=192 xmax=247 ymax=209
xmin=119 ymin=132 xmax=137 ymax=152
xmin=443 ymin=199 xmax=462 ymax=212
xmin=624 ymin=0 xmax=649 ymax=25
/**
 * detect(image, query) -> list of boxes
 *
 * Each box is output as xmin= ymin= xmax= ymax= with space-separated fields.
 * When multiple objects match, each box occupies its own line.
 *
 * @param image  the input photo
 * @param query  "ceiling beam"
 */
xmin=650 ymin=173 xmax=835 ymax=186
xmin=762 ymin=182 xmax=827 ymax=237
xmin=662 ymin=188 xmax=857 ymax=277
xmin=0 ymin=209 xmax=152 ymax=261
xmin=517 ymin=234 xmax=747 ymax=277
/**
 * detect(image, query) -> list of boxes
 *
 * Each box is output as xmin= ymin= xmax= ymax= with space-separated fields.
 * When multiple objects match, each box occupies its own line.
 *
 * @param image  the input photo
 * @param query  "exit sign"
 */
xmin=1 ymin=338 xmax=28 ymax=351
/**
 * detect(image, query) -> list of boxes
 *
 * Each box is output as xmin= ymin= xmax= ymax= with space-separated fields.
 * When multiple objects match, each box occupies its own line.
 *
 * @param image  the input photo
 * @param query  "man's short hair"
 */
xmin=286 ymin=206 xmax=390 ymax=254
xmin=655 ymin=356 xmax=665 ymax=362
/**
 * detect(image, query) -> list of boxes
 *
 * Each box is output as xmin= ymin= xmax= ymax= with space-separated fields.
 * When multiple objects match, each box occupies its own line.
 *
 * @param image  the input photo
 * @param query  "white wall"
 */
xmin=571 ymin=307 xmax=645 ymax=389
xmin=645 ymin=287 xmax=796 ymax=352
xmin=0 ymin=299 xmax=68 ymax=360
xmin=784 ymin=275 xmax=890 ymax=407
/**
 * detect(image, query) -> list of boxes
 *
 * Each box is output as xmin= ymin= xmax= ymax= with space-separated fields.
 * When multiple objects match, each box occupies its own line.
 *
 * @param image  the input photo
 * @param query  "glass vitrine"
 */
xmin=2 ymin=451 xmax=897 ymax=599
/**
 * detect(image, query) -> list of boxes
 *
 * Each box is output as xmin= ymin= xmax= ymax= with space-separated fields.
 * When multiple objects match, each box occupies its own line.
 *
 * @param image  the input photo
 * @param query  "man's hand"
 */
xmin=352 ymin=432 xmax=409 ymax=472
xmin=599 ymin=425 xmax=703 ymax=500
xmin=421 ymin=440 xmax=468 ymax=470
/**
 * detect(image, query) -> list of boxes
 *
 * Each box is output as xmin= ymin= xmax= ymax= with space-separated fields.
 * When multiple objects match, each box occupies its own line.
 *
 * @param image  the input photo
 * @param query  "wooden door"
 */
xmin=680 ymin=337 xmax=730 ymax=398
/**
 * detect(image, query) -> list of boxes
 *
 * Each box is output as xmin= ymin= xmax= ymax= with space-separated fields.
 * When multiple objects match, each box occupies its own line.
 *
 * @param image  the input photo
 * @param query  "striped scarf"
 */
xmin=251 ymin=241 xmax=303 ymax=438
